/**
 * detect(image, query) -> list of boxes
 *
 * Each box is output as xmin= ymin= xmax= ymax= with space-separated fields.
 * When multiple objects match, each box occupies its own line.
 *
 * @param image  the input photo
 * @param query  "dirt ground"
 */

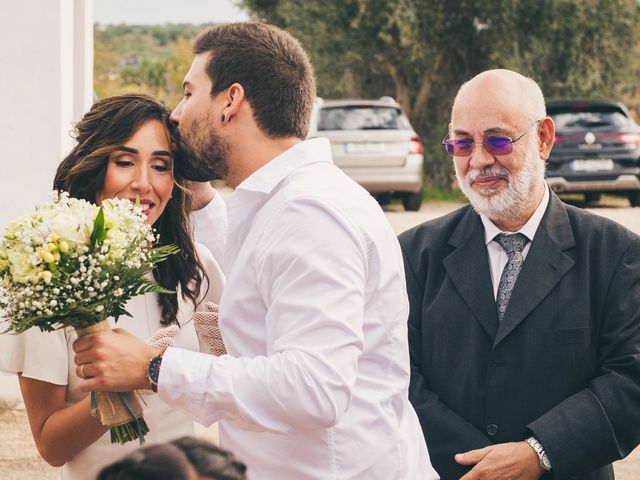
xmin=1 ymin=196 xmax=639 ymax=479
xmin=1 ymin=400 xmax=638 ymax=479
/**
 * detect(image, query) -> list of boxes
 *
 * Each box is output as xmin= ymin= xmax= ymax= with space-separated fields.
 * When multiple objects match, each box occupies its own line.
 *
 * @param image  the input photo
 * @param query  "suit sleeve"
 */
xmin=527 ymin=240 xmax=640 ymax=478
xmin=401 ymin=237 xmax=492 ymax=478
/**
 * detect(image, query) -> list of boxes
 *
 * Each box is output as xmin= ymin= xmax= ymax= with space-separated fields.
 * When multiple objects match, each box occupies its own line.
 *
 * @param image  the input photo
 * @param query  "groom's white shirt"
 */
xmin=160 ymin=138 xmax=438 ymax=480
xmin=190 ymin=188 xmax=228 ymax=267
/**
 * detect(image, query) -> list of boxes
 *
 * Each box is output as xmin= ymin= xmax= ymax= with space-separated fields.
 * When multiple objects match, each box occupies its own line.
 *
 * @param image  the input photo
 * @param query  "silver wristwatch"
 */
xmin=525 ymin=436 xmax=552 ymax=471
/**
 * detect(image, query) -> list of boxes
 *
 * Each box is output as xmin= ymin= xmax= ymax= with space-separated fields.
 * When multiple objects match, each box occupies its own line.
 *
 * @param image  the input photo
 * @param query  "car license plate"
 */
xmin=570 ymin=159 xmax=614 ymax=172
xmin=344 ymin=142 xmax=386 ymax=154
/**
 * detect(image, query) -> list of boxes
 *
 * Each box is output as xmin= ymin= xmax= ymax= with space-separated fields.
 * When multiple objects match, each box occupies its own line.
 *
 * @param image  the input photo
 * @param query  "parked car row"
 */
xmin=309 ymin=97 xmax=640 ymax=210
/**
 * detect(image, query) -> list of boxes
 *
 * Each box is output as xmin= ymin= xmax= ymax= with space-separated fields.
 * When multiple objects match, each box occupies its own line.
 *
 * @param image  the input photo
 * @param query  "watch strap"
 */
xmin=525 ymin=436 xmax=552 ymax=471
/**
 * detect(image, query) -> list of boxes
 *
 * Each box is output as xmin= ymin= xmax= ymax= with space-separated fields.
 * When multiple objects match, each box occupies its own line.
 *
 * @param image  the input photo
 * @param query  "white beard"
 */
xmin=455 ymin=141 xmax=546 ymax=225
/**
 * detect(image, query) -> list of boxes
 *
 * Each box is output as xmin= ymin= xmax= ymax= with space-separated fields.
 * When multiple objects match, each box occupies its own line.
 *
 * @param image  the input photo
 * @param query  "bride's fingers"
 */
xmin=76 ymin=362 xmax=94 ymax=379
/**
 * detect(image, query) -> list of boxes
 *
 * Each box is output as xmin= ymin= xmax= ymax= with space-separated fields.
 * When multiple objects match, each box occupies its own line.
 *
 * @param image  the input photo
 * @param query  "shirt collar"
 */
xmin=234 ymin=138 xmax=333 ymax=195
xmin=480 ymin=184 xmax=550 ymax=245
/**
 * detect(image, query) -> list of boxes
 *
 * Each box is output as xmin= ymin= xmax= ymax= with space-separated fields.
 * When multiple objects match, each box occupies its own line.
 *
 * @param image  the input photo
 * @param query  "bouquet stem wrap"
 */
xmin=76 ymin=320 xmax=149 ymax=445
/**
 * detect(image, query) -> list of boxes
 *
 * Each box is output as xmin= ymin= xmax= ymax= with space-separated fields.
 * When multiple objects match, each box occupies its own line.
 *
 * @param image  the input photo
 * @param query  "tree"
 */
xmin=242 ymin=0 xmax=640 ymax=189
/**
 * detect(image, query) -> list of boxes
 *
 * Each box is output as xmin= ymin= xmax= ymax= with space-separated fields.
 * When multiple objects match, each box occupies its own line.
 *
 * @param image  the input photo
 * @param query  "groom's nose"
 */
xmin=169 ymin=103 xmax=183 ymax=125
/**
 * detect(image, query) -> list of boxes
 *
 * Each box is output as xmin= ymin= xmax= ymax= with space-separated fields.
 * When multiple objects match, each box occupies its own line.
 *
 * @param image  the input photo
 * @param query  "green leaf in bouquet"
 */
xmin=90 ymin=207 xmax=107 ymax=251
xmin=150 ymin=244 xmax=181 ymax=263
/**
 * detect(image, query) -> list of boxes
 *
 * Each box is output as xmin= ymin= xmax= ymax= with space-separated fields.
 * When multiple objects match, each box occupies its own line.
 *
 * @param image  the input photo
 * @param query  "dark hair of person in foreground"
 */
xmin=96 ymin=443 xmax=198 ymax=480
xmin=172 ymin=435 xmax=247 ymax=480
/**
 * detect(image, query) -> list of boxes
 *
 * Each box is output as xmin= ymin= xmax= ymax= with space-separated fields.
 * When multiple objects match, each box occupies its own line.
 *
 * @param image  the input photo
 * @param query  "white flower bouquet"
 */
xmin=0 ymin=191 xmax=179 ymax=444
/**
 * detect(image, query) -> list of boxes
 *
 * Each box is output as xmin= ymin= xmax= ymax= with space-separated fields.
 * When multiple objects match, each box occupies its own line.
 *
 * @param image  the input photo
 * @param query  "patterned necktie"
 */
xmin=495 ymin=233 xmax=529 ymax=322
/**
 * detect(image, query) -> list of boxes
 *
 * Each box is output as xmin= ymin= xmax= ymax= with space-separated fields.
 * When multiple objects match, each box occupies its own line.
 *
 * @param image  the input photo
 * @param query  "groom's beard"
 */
xmin=173 ymin=117 xmax=229 ymax=182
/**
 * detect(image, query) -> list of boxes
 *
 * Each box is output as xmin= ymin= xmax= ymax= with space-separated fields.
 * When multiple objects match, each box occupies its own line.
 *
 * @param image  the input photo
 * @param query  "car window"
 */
xmin=549 ymin=107 xmax=631 ymax=129
xmin=318 ymin=106 xmax=411 ymax=131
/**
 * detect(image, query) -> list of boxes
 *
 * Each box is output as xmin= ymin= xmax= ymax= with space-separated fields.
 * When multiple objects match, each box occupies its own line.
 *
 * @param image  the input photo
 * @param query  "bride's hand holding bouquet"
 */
xmin=0 ymin=191 xmax=178 ymax=444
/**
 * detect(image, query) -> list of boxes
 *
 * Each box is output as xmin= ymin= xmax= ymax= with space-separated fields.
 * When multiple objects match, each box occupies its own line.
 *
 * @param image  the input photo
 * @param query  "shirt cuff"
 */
xmin=157 ymin=346 xmax=233 ymax=426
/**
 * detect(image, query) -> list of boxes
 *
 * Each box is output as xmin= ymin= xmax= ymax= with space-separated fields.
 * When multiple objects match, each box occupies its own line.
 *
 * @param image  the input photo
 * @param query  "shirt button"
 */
xmin=486 ymin=424 xmax=498 ymax=436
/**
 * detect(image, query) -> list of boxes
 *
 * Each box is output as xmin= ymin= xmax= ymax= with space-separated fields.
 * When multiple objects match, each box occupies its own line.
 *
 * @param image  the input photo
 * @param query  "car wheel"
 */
xmin=403 ymin=191 xmax=422 ymax=211
xmin=629 ymin=191 xmax=640 ymax=207
xmin=373 ymin=193 xmax=392 ymax=207
xmin=584 ymin=192 xmax=601 ymax=203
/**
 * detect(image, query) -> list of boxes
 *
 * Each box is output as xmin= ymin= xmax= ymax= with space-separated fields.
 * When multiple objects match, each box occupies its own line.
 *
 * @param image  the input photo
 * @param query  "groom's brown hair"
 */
xmin=193 ymin=22 xmax=316 ymax=140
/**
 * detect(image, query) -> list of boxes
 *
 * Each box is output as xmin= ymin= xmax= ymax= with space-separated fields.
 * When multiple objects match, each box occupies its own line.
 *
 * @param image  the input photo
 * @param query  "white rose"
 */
xmin=7 ymin=249 xmax=38 ymax=283
xmin=49 ymin=210 xmax=95 ymax=245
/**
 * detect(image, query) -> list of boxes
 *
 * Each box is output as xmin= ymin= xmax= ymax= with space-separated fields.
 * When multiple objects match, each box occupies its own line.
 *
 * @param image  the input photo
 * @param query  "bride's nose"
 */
xmin=131 ymin=166 xmax=151 ymax=193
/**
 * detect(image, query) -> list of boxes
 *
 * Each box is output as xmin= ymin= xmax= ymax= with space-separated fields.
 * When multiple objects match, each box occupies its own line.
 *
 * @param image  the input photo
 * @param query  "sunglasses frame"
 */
xmin=442 ymin=120 xmax=541 ymax=158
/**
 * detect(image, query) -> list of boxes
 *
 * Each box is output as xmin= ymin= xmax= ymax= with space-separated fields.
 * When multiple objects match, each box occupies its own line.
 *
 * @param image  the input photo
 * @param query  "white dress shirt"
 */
xmin=480 ymin=185 xmax=550 ymax=298
xmin=159 ymin=138 xmax=438 ymax=479
xmin=190 ymin=188 xmax=228 ymax=267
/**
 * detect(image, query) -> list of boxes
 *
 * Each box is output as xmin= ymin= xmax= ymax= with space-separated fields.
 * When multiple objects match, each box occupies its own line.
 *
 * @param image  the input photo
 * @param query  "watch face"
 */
xmin=148 ymin=355 xmax=162 ymax=383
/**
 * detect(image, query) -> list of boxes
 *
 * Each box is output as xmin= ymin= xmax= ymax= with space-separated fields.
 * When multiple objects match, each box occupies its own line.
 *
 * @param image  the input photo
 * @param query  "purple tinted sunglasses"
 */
xmin=442 ymin=121 xmax=540 ymax=157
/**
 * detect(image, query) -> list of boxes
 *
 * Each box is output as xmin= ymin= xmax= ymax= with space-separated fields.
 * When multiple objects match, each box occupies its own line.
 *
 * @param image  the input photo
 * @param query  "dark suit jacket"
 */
xmin=399 ymin=192 xmax=640 ymax=480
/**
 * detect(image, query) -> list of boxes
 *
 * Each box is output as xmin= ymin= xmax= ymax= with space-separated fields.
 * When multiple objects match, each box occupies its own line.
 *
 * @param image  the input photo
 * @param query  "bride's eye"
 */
xmin=114 ymin=157 xmax=134 ymax=167
xmin=151 ymin=159 xmax=172 ymax=173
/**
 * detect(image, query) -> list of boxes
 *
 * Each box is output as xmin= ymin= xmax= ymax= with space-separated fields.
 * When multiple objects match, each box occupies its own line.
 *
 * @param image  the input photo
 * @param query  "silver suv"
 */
xmin=309 ymin=97 xmax=425 ymax=211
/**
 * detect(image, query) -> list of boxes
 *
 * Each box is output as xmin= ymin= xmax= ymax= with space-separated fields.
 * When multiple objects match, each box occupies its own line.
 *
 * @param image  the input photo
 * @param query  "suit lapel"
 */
xmin=493 ymin=193 xmax=576 ymax=346
xmin=443 ymin=208 xmax=499 ymax=341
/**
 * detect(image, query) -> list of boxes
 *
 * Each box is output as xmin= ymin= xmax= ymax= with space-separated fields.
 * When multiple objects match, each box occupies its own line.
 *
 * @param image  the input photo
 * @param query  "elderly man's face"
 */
xmin=450 ymin=88 xmax=547 ymax=222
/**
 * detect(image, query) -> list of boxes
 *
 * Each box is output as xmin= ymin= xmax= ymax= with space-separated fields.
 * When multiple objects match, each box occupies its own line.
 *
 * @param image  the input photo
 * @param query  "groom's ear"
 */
xmin=221 ymin=83 xmax=244 ymax=124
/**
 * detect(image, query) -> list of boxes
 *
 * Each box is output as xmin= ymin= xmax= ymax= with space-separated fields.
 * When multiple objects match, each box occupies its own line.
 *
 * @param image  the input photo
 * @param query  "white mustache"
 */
xmin=466 ymin=167 xmax=510 ymax=183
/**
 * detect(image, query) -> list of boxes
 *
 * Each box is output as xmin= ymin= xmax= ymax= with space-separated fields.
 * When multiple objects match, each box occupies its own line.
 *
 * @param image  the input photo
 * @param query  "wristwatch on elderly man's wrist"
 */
xmin=146 ymin=354 xmax=163 ymax=393
xmin=525 ymin=436 xmax=552 ymax=471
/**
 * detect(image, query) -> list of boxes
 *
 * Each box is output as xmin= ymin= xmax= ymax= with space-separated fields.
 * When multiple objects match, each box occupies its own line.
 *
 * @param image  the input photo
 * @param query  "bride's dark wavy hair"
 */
xmin=53 ymin=93 xmax=206 ymax=326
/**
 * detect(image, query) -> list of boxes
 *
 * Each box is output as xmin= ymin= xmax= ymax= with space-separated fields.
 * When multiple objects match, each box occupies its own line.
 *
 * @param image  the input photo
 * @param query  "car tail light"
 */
xmin=410 ymin=136 xmax=423 ymax=154
xmin=615 ymin=133 xmax=640 ymax=145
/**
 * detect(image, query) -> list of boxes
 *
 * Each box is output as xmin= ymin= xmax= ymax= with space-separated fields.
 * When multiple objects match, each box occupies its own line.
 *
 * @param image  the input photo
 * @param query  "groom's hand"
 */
xmin=73 ymin=329 xmax=161 ymax=393
xmin=188 ymin=181 xmax=215 ymax=211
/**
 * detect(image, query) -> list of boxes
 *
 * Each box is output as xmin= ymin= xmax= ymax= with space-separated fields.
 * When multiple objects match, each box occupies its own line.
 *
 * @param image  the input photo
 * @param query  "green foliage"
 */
xmin=241 ymin=0 xmax=640 ymax=188
xmin=94 ymin=23 xmax=206 ymax=106
xmin=95 ymin=4 xmax=640 ymax=187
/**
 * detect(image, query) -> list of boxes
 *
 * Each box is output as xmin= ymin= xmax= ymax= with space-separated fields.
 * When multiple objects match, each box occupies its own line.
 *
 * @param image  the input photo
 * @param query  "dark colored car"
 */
xmin=546 ymin=100 xmax=640 ymax=206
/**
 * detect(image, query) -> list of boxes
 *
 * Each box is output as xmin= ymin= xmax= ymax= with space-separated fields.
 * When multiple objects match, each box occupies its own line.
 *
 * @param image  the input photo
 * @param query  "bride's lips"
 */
xmin=129 ymin=198 xmax=156 ymax=216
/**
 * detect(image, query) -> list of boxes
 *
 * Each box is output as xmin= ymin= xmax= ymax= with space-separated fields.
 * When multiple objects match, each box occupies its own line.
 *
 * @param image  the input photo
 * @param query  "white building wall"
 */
xmin=0 ymin=0 xmax=93 ymax=232
xmin=0 ymin=0 xmax=93 ymax=398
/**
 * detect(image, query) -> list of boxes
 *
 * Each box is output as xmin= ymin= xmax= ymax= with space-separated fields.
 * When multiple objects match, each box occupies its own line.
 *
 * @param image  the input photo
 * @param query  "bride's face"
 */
xmin=96 ymin=120 xmax=174 ymax=225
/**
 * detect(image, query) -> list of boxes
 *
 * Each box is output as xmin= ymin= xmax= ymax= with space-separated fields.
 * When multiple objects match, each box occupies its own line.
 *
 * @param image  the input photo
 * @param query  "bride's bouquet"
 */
xmin=0 ymin=191 xmax=179 ymax=444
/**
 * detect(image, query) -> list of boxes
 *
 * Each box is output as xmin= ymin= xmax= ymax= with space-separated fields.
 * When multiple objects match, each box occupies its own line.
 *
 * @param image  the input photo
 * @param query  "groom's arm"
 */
xmin=158 ymin=199 xmax=366 ymax=432
xmin=75 ymin=198 xmax=366 ymax=434
xmin=189 ymin=182 xmax=228 ymax=265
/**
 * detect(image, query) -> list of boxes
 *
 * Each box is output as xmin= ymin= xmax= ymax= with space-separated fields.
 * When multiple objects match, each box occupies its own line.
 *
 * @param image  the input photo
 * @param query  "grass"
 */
xmin=423 ymin=188 xmax=467 ymax=202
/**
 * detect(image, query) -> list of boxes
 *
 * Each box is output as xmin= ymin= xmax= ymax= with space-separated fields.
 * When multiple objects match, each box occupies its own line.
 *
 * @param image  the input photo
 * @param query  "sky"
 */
xmin=93 ymin=0 xmax=250 ymax=25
